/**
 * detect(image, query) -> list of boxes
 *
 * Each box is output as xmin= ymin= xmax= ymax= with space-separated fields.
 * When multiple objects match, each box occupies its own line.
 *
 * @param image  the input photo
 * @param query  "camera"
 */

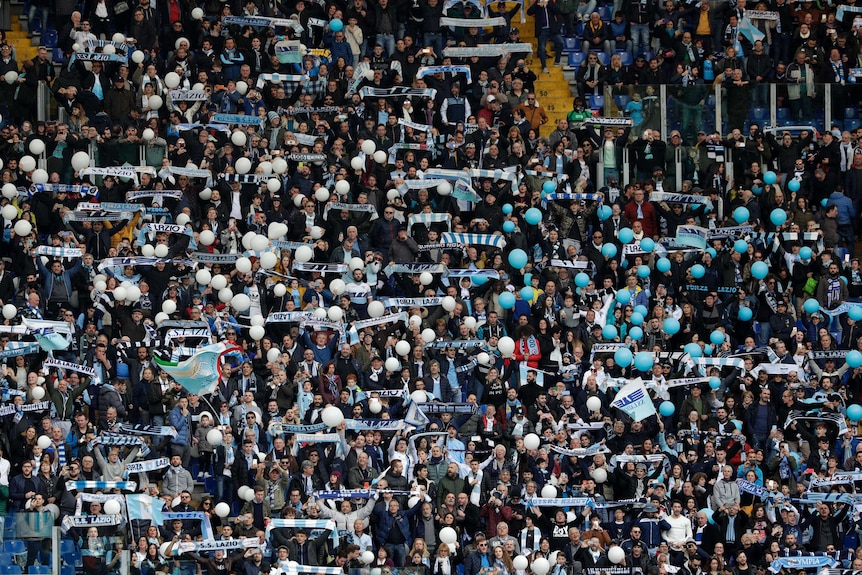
xmin=490 ymin=489 xmax=502 ymax=499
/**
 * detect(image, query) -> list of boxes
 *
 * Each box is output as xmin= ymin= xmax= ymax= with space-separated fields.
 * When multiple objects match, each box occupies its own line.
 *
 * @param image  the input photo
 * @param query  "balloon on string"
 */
xmin=439 ymin=527 xmax=457 ymax=545
xmin=148 ymin=95 xmax=163 ymax=110
xmin=788 ymin=179 xmax=800 ymax=192
xmin=499 ymin=291 xmax=516 ymax=309
xmin=708 ymin=330 xmax=724 ymax=346
xmin=663 ymin=318 xmax=680 ymax=335
xmin=734 ymin=240 xmax=748 ymax=254
xmin=602 ymin=243 xmax=617 ymax=258
xmin=614 ymin=347 xmax=633 ymax=367
xmin=19 ymin=155 xmax=36 ymax=172
xmin=640 ymin=238 xmax=655 ymax=252
xmin=436 ymin=181 xmax=452 ymax=196
xmin=28 ymin=139 xmax=45 ymax=155
xmin=709 ymin=377 xmax=721 ymax=390
xmin=37 ymin=435 xmax=52 ymax=449
xmin=31 ymin=386 xmax=45 ymax=400
xmin=803 ymin=298 xmax=820 ymax=314
xmin=1 ymin=205 xmax=16 ymax=221
xmin=235 ymin=157 xmax=251 ymax=174
xmin=531 ymin=558 xmax=550 ymax=575
xmin=690 ymin=264 xmax=705 ymax=279
xmin=14 ymin=220 xmax=32 ymax=237
xmin=738 ymin=306 xmax=753 ymax=321
xmin=361 ymin=551 xmax=375 ymax=565
xmin=628 ymin=326 xmax=643 ymax=340
xmin=634 ymin=352 xmax=654 ymax=372
xmin=207 ymin=428 xmax=224 ymax=447
xmin=659 ymin=401 xmax=675 ymax=416
xmin=591 ymin=468 xmax=607 ymax=483
xmin=322 ymin=406 xmax=345 ymax=427
xmin=618 ymin=228 xmax=634 ymax=244
xmin=770 ymin=208 xmax=787 ymax=226
xmin=502 ymin=203 xmax=513 ymax=215
xmin=799 ymin=246 xmax=813 ymax=260
xmin=763 ymin=171 xmax=777 ymax=185
xmin=750 ymin=261 xmax=768 ymax=279
xmin=2 ymin=304 xmax=16 ymax=319
xmin=503 ymin=221 xmax=515 ymax=233
xmin=684 ymin=343 xmax=702 ymax=358
xmin=733 ymin=206 xmax=750 ymax=224
xmin=508 ymin=249 xmax=528 ymax=269
xmin=2 ymin=183 xmax=17 ymax=200
xmin=524 ymin=208 xmax=542 ymax=225
xmin=513 ymin=557 xmax=529 ymax=571
xmin=472 ymin=275 xmax=487 ymax=286
xmin=541 ymin=484 xmax=557 ymax=498
xmin=597 ymin=205 xmax=612 ymax=220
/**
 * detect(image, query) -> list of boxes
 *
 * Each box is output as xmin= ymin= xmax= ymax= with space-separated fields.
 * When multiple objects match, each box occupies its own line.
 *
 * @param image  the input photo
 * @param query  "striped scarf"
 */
xmin=441 ymin=232 xmax=506 ymax=248
xmin=407 ymin=212 xmax=453 ymax=234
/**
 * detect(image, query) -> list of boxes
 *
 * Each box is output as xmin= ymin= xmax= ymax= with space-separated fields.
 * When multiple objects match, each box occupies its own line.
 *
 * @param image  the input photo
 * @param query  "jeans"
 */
xmin=152 ymin=414 xmax=165 ymax=428
xmin=28 ymin=5 xmax=49 ymax=35
xmin=630 ymin=23 xmax=650 ymax=56
xmin=424 ymin=32 xmax=443 ymax=59
xmin=215 ymin=475 xmax=233 ymax=506
xmin=757 ymin=321 xmax=771 ymax=346
xmin=386 ymin=544 xmax=408 ymax=567
xmin=751 ymin=82 xmax=768 ymax=108
xmin=537 ymin=29 xmax=563 ymax=68
xmin=377 ymin=33 xmax=395 ymax=57
xmin=610 ymin=39 xmax=633 ymax=55
xmin=576 ymin=0 xmax=596 ymax=20
xmin=789 ymin=94 xmax=812 ymax=122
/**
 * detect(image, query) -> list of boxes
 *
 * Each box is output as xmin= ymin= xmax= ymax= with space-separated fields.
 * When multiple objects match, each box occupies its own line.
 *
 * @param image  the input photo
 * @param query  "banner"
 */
xmin=169 ymin=89 xmax=208 ymax=101
xmin=359 ymin=87 xmax=437 ymax=99
xmin=43 ymin=359 xmax=98 ymax=380
xmin=313 ymin=489 xmax=416 ymax=500
xmin=265 ymin=311 xmax=314 ymax=324
xmin=288 ymin=153 xmax=327 ymax=163
xmin=268 ymin=422 xmax=327 ymax=435
xmin=549 ymin=259 xmax=590 ymax=269
xmin=61 ymin=514 xmax=120 ymax=533
xmin=292 ymin=262 xmax=348 ymax=274
xmin=407 ymin=212 xmax=452 ymax=234
xmin=549 ymin=444 xmax=611 ymax=457
xmin=351 ymin=313 xmax=405 ymax=330
xmin=79 ymin=166 xmax=139 ymax=183
xmin=439 ymin=17 xmax=506 ymax=27
xmin=423 ymin=339 xmax=485 ymax=349
xmin=707 ymin=226 xmax=754 ymax=239
xmin=125 ymin=458 xmax=170 ymax=474
xmin=416 ymin=402 xmax=478 ymax=414
xmin=649 ymin=191 xmax=709 ymax=205
xmin=398 ymin=119 xmax=433 ymax=134
xmin=212 ymin=114 xmax=263 ymax=126
xmin=266 ymin=519 xmax=338 ymax=545
xmin=382 ymin=297 xmax=445 ymax=308
xmin=417 ymin=65 xmax=473 ymax=84
xmin=71 ymin=52 xmax=127 ymax=63
xmin=343 ymin=419 xmax=413 ymax=431
xmin=32 ymin=183 xmax=93 ymax=194
xmin=0 ymin=401 xmax=51 ymax=417
xmin=768 ymin=556 xmax=836 ymax=573
xmin=193 ymin=252 xmax=240 ymax=264
xmin=67 ymin=481 xmax=136 ymax=491
xmin=441 ymin=232 xmax=505 ymax=249
xmin=610 ymin=379 xmax=656 ymax=422
xmin=675 ymin=225 xmax=708 ymax=250
xmin=785 ymin=411 xmax=849 ymax=436
xmin=583 ymin=117 xmax=634 ymax=127
xmin=126 ymin=190 xmax=184 ymax=201
xmin=388 ymin=263 xmax=448 ymax=274
xmin=126 ymin=492 xmax=165 ymax=525
xmin=443 ymin=44 xmax=533 ymax=57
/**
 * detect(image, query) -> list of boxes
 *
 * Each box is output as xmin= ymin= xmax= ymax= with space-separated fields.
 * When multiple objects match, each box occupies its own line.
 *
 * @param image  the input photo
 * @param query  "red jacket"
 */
xmin=624 ymin=200 xmax=659 ymax=238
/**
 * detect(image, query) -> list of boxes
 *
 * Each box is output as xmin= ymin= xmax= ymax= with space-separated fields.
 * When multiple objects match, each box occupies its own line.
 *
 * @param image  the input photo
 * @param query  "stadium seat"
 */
xmin=563 ymin=37 xmax=579 ymax=51
xmin=618 ymin=52 xmax=632 ymax=66
xmin=27 ymin=567 xmax=50 ymax=575
xmin=568 ymin=52 xmax=586 ymax=67
xmin=845 ymin=107 xmax=858 ymax=119
xmin=597 ymin=5 xmax=611 ymax=20
xmin=59 ymin=541 xmax=76 ymax=556
xmin=750 ymin=108 xmax=767 ymax=121
xmin=0 ymin=557 xmax=12 ymax=567
xmin=41 ymin=30 xmax=57 ymax=48
xmin=613 ymin=95 xmax=631 ymax=108
xmin=588 ymin=95 xmax=604 ymax=111
xmin=846 ymin=119 xmax=862 ymax=131
xmin=4 ymin=541 xmax=26 ymax=555
xmin=776 ymin=108 xmax=790 ymax=120
xmin=0 ymin=566 xmax=23 ymax=575
xmin=593 ymin=51 xmax=609 ymax=66
xmin=60 ymin=566 xmax=74 ymax=575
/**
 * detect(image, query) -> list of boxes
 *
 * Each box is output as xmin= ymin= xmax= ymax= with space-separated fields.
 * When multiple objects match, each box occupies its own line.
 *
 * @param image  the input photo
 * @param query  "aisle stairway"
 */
xmin=517 ymin=17 xmax=572 ymax=137
xmin=5 ymin=12 xmax=40 ymax=67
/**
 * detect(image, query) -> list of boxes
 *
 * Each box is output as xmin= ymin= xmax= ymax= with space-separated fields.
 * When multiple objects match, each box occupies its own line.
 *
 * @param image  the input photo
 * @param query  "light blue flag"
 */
xmin=126 ymin=493 xmax=165 ymax=525
xmin=152 ymin=343 xmax=244 ymax=396
xmin=610 ymin=379 xmax=656 ymax=422
xmin=675 ymin=225 xmax=708 ymax=250
xmin=739 ymin=16 xmax=765 ymax=45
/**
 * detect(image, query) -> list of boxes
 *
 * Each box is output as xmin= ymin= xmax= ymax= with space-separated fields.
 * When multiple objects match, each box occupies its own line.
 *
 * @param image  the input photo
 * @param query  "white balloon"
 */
xmin=232 ymin=293 xmax=251 ymax=312
xmin=251 ymin=316 xmax=266 ymax=327
xmin=349 ymin=257 xmax=365 ymax=271
xmin=2 ymin=183 xmax=17 ymax=200
xmin=211 ymin=274 xmax=228 ymax=291
xmin=463 ymin=316 xmax=477 ymax=331
xmin=523 ymin=433 xmax=541 ymax=451
xmin=126 ymin=286 xmax=141 ymax=302
xmin=335 ymin=180 xmax=350 ymax=195
xmin=409 ymin=315 xmax=422 ymax=329
xmin=421 ymin=328 xmax=436 ymax=344
xmin=28 ymin=139 xmax=45 ymax=155
xmin=71 ymin=151 xmax=91 ymax=172
xmin=267 ymin=222 xmax=287 ymax=240
xmin=132 ymin=50 xmax=145 ymax=64
xmin=439 ymin=527 xmax=457 ymax=545
xmin=2 ymin=304 xmax=16 ymax=319
xmin=329 ymin=279 xmax=346 ymax=295
xmin=31 ymin=386 xmax=45 ymax=400
xmin=273 ymin=284 xmax=286 ymax=297
xmin=4 ymin=71 xmax=18 ymax=84
xmin=148 ymin=95 xmax=163 ymax=110
xmin=350 ymin=156 xmax=364 ymax=171
xmin=176 ymin=213 xmax=190 ymax=226
xmin=315 ymin=187 xmax=330 ymax=202
xmin=367 ymin=301 xmax=385 ymax=318
xmin=19 ymin=155 xmax=36 ymax=172
xmin=154 ymin=244 xmax=169 ymax=258
xmin=236 ymin=81 xmax=248 ymax=96
xmin=373 ymin=150 xmax=388 ymax=164
xmin=191 ymin=7 xmax=205 ymax=20
xmin=442 ymin=296 xmax=456 ymax=312
xmin=385 ymin=357 xmax=401 ymax=373
xmin=235 ymin=257 xmax=252 ymax=274
xmin=477 ymin=352 xmax=490 ymax=365
xmin=94 ymin=274 xmax=108 ymax=284
xmin=410 ymin=390 xmax=427 ymax=403
xmin=235 ymin=157 xmax=252 ymax=174
xmin=327 ymin=306 xmax=343 ymax=322
xmin=386 ymin=189 xmax=400 ymax=202
xmin=72 ymin=43 xmax=82 ymax=52
xmin=14 ymin=220 xmax=32 ymax=237
xmin=165 ymin=72 xmax=181 ymax=89
xmin=199 ymin=229 xmax=216 ymax=246
xmin=532 ymin=558 xmax=550 ymax=575
xmin=267 ymin=178 xmax=281 ymax=193
xmin=497 ymin=336 xmax=516 ymax=357
xmin=249 ymin=325 xmax=265 ymax=340
xmin=196 ymin=269 xmax=212 ymax=286
xmin=391 ymin=341 xmax=410 ymax=358
xmin=361 ymin=551 xmax=375 ymax=565
xmin=237 ymin=486 xmax=251 ymax=501
xmin=162 ymin=300 xmax=177 ymax=315
xmin=104 ymin=499 xmax=122 ymax=515
xmin=31 ymin=169 xmax=49 ymax=184
xmin=293 ymin=195 xmax=305 ymax=208
xmin=586 ymin=396 xmax=602 ymax=412
xmin=37 ymin=435 xmax=52 ymax=449
xmin=322 ymin=405 xmax=345 ymax=428
xmin=242 ymin=232 xmax=256 ymax=250
xmin=198 ymin=187 xmax=213 ymax=200
xmin=155 ymin=312 xmax=169 ymax=324
xmin=141 ymin=244 xmax=155 ymax=257
xmin=1 ymin=204 xmax=16 ymax=220
xmin=260 ymin=251 xmax=278 ymax=270
xmin=592 ymin=467 xmax=608 ymax=483
xmin=102 ymin=44 xmax=116 ymax=55
xmin=214 ymin=502 xmax=231 ymax=518
xmin=251 ymin=234 xmax=269 ymax=252
xmin=541 ymin=485 xmax=557 ymax=498
xmin=218 ymin=288 xmax=234 ymax=303
xmin=272 ymin=158 xmax=288 ymax=175
xmin=112 ymin=286 xmax=127 ymax=302
xmin=44 ymin=503 xmax=60 ymax=519
xmin=437 ymin=181 xmax=452 ymax=196
xmin=361 ymin=140 xmax=376 ymax=155
xmin=513 ymin=557 xmax=529 ymax=571
xmin=295 ymin=245 xmax=313 ymax=262
xmin=231 ymin=130 xmax=247 ymax=147
xmin=419 ymin=272 xmax=433 ymax=286
xmin=142 ymin=128 xmax=155 ymax=141
xmin=310 ymin=226 xmax=324 ymax=240
xmin=112 ymin=32 xmax=126 ymax=43
xmin=313 ymin=306 xmax=328 ymax=319
xmin=267 ymin=348 xmax=281 ymax=363
xmin=369 ymin=398 xmax=382 ymax=413
xmin=159 ymin=542 xmax=174 ymax=559
xmin=608 ymin=547 xmax=625 ymax=565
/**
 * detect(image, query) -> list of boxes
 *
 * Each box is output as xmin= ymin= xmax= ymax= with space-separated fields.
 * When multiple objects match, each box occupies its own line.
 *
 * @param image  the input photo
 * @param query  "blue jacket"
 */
xmin=372 ymin=497 xmax=423 ymax=548
xmin=168 ymin=405 xmax=191 ymax=446
xmin=37 ymin=257 xmax=83 ymax=303
xmin=829 ymin=191 xmax=855 ymax=226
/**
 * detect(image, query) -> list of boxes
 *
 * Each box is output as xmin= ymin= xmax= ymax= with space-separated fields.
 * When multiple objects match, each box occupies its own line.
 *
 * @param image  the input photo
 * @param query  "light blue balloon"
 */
xmin=733 ymin=206 xmax=750 ymax=224
xmin=524 ymin=273 xmax=533 ymax=285
xmin=520 ymin=287 xmax=534 ymax=301
xmin=822 ymin=198 xmax=829 ymax=207
xmin=848 ymin=404 xmax=862 ymax=421
xmin=602 ymin=243 xmax=617 ymax=258
xmin=684 ymin=343 xmax=702 ymax=358
xmin=629 ymin=326 xmax=643 ymax=341
xmin=709 ymin=377 xmax=721 ymax=390
xmin=700 ymin=507 xmax=715 ymax=524
xmin=524 ymin=208 xmax=542 ymax=225
xmin=788 ymin=179 xmax=801 ymax=192
xmin=706 ymin=247 xmax=717 ymax=258
xmin=640 ymin=238 xmax=655 ymax=252
xmin=329 ymin=17 xmax=344 ymax=31
xmin=634 ymin=351 xmax=654 ymax=372
xmin=799 ymin=246 xmax=813 ymax=260
xmin=630 ymin=312 xmax=644 ymax=326
xmin=618 ymin=228 xmax=634 ymax=244
xmin=664 ymin=318 xmax=680 ymax=335
xmin=751 ymin=261 xmax=769 ymax=279
xmin=616 ymin=290 xmax=631 ymax=304
xmin=733 ymin=240 xmax=748 ymax=254
xmin=503 ymin=221 xmax=515 ymax=233
xmin=656 ymin=257 xmax=671 ymax=273
xmin=691 ymin=264 xmax=705 ymax=279
xmin=575 ymin=273 xmax=590 ymax=288
xmin=508 ymin=249 xmax=528 ymax=269
xmin=848 ymin=351 xmax=862 ymax=369
xmin=770 ymin=208 xmax=787 ymax=226
xmin=850 ymin=306 xmax=862 ymax=321
xmin=659 ymin=401 xmax=675 ymax=416
xmin=502 ymin=203 xmax=513 ymax=215
xmin=637 ymin=265 xmax=650 ymax=278
xmin=472 ymin=275 xmax=487 ymax=286
xmin=598 ymin=205 xmax=612 ymax=220
xmin=542 ymin=180 xmax=557 ymax=195
xmin=603 ymin=324 xmax=618 ymax=340
xmin=738 ymin=306 xmax=753 ymax=322
xmin=614 ymin=347 xmax=633 ymax=367
xmin=498 ymin=292 xmax=516 ymax=309
xmin=752 ymin=185 xmax=762 ymax=196
xmin=620 ymin=258 xmax=629 ymax=269
xmin=763 ymin=171 xmax=777 ymax=185
xmin=710 ymin=330 xmax=725 ymax=345
xmin=803 ymin=298 xmax=820 ymax=314
xmin=703 ymin=344 xmax=713 ymax=355
xmin=634 ymin=305 xmax=648 ymax=317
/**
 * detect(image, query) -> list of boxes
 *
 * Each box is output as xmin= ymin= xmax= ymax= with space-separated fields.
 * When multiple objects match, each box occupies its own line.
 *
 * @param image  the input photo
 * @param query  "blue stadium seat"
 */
xmin=775 ymin=108 xmax=790 ymax=120
xmin=60 ymin=541 xmax=77 ymax=556
xmin=60 ymin=566 xmax=74 ymax=575
xmin=61 ymin=553 xmax=80 ymax=568
xmin=0 ymin=557 xmax=12 ymax=567
xmin=27 ymin=567 xmax=50 ymax=575
xmin=0 ymin=566 xmax=23 ymax=575
xmin=4 ymin=541 xmax=26 ymax=555
xmin=618 ymin=51 xmax=632 ymax=66
xmin=642 ymin=51 xmax=655 ymax=61
xmin=593 ymin=51 xmax=609 ymax=66
xmin=845 ymin=107 xmax=859 ymax=119
xmin=41 ymin=30 xmax=57 ymax=48
xmin=750 ymin=108 xmax=767 ymax=121
xmin=597 ymin=5 xmax=611 ymax=20
xmin=568 ymin=52 xmax=586 ymax=67
xmin=845 ymin=118 xmax=861 ymax=131
xmin=563 ymin=37 xmax=579 ymax=51
xmin=613 ymin=95 xmax=631 ymax=108
xmin=589 ymin=95 xmax=604 ymax=110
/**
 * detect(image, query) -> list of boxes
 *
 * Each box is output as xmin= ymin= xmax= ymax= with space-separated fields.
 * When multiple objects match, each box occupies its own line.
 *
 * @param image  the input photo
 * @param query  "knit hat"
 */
xmin=268 ymin=111 xmax=279 ymax=122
